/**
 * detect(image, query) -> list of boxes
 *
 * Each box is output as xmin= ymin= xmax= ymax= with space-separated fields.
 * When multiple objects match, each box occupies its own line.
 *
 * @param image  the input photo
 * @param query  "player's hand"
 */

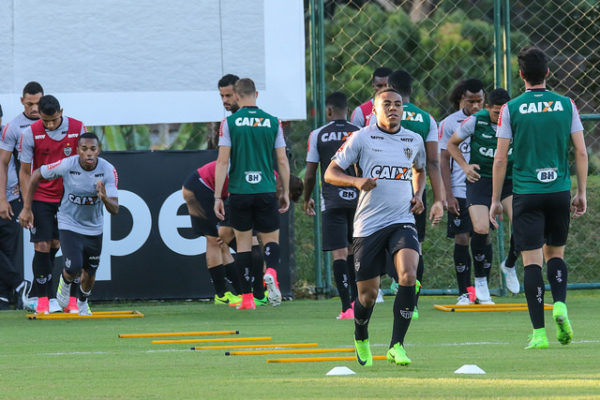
xmin=465 ymin=164 xmax=481 ymax=183
xmin=446 ymin=195 xmax=459 ymax=215
xmin=356 ymin=177 xmax=377 ymax=192
xmin=303 ymin=198 xmax=315 ymax=216
xmin=410 ymin=196 xmax=424 ymax=214
xmin=571 ymin=193 xmax=587 ymax=218
xmin=96 ymin=181 xmax=107 ymax=200
xmin=489 ymin=200 xmax=503 ymax=229
xmin=18 ymin=208 xmax=34 ymax=229
xmin=0 ymin=198 xmax=13 ymax=220
xmin=279 ymin=193 xmax=290 ymax=214
xmin=429 ymin=200 xmax=444 ymax=226
xmin=214 ymin=198 xmax=225 ymax=221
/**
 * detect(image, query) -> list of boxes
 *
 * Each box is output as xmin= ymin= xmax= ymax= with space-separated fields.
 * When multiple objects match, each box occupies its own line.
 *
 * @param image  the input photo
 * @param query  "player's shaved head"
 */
xmin=234 ymin=78 xmax=257 ymax=98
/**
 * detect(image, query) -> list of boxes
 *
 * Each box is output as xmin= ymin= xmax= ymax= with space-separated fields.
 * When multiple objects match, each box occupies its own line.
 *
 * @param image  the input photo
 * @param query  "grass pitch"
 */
xmin=1 ymin=291 xmax=599 ymax=399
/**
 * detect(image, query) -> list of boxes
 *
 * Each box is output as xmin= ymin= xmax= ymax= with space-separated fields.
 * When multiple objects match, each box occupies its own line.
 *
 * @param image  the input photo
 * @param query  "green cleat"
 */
xmin=415 ymin=280 xmax=421 ymax=294
xmin=214 ymin=292 xmax=241 ymax=305
xmin=553 ymin=301 xmax=573 ymax=345
xmin=387 ymin=342 xmax=411 ymax=366
xmin=525 ymin=328 xmax=549 ymax=349
xmin=412 ymin=306 xmax=419 ymax=320
xmin=354 ymin=339 xmax=372 ymax=367
xmin=254 ymin=296 xmax=268 ymax=306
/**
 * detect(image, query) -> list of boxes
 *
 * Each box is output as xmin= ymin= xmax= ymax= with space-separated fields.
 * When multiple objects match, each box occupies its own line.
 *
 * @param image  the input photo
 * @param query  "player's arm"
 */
xmin=410 ymin=166 xmax=426 ymax=215
xmin=275 ymin=146 xmax=290 ymax=213
xmin=439 ymin=149 xmax=458 ymax=214
xmin=0 ymin=149 xmax=13 ymax=219
xmin=303 ymin=162 xmax=318 ymax=216
xmin=18 ymin=161 xmax=32 ymax=208
xmin=213 ymin=145 xmax=230 ymax=221
xmin=489 ymin=137 xmax=510 ymax=228
xmin=325 ymin=161 xmax=376 ymax=191
xmin=570 ymin=130 xmax=587 ymax=218
xmin=97 ymin=168 xmax=119 ymax=215
xmin=18 ymin=168 xmax=44 ymax=228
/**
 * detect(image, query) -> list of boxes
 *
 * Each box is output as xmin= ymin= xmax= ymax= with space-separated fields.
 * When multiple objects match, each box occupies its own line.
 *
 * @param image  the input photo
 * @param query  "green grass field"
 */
xmin=2 ymin=291 xmax=600 ymax=399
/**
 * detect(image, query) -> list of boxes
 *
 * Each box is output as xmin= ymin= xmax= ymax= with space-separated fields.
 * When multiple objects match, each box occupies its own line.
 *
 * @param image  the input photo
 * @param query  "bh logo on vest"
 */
xmin=536 ymin=168 xmax=558 ymax=183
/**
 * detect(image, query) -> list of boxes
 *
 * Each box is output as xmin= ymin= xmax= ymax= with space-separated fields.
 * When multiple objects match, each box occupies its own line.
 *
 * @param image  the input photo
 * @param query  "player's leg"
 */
xmin=77 ymin=233 xmax=103 ymax=316
xmin=218 ymin=226 xmax=243 ymax=296
xmin=413 ymin=190 xmax=427 ymax=318
xmin=0 ymin=209 xmax=24 ymax=309
xmin=255 ymin=193 xmax=282 ymax=306
xmin=469 ymin=205 xmax=493 ymax=303
xmin=448 ymin=199 xmax=473 ymax=304
xmin=30 ymin=201 xmax=57 ymax=313
xmin=250 ymin=236 xmax=267 ymax=304
xmin=500 ymin=193 xmax=520 ymax=293
xmin=56 ymin=230 xmax=84 ymax=310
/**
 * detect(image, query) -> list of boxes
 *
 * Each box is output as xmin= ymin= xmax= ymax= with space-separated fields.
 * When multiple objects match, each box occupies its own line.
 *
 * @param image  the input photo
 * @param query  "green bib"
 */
xmin=401 ymin=103 xmax=432 ymax=142
xmin=226 ymin=107 xmax=280 ymax=194
xmin=506 ymin=91 xmax=573 ymax=194
xmin=469 ymin=109 xmax=513 ymax=178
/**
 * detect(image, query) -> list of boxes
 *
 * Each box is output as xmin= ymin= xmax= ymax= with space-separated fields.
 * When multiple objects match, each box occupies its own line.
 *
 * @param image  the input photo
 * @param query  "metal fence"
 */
xmin=295 ymin=0 xmax=600 ymax=295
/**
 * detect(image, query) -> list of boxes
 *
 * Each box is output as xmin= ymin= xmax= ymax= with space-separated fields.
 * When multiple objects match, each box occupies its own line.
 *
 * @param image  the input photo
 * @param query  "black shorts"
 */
xmin=30 ymin=201 xmax=59 ymax=242
xmin=466 ymin=177 xmax=512 ymax=208
xmin=414 ymin=189 xmax=427 ymax=242
xmin=322 ymin=207 xmax=354 ymax=251
xmin=512 ymin=191 xmax=570 ymax=251
xmin=447 ymin=197 xmax=473 ymax=238
xmin=183 ymin=171 xmax=221 ymax=237
xmin=353 ymin=223 xmax=420 ymax=281
xmin=229 ymin=192 xmax=279 ymax=233
xmin=59 ymin=230 xmax=102 ymax=275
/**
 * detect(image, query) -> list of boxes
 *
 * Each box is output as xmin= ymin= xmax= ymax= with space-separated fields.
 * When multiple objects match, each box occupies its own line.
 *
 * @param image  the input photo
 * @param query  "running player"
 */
xmin=447 ymin=88 xmax=520 ymax=303
xmin=325 ymin=88 xmax=426 ymax=366
xmin=214 ymin=78 xmax=290 ymax=309
xmin=438 ymin=78 xmax=484 ymax=305
xmin=490 ymin=46 xmax=587 ymax=349
xmin=18 ymin=95 xmax=86 ymax=314
xmin=350 ymin=67 xmax=392 ymax=127
xmin=20 ymin=132 xmax=118 ymax=315
xmin=304 ymin=91 xmax=360 ymax=320
xmin=0 ymin=82 xmax=44 ymax=310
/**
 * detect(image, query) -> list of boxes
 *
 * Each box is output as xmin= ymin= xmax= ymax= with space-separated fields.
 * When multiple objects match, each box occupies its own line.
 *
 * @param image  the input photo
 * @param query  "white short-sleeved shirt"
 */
xmin=332 ymin=124 xmax=426 ymax=237
xmin=439 ymin=109 xmax=470 ymax=198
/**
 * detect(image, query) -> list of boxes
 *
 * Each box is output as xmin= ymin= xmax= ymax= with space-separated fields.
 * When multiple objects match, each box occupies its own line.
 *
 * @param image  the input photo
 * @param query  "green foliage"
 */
xmin=169 ymin=123 xmax=209 ymax=150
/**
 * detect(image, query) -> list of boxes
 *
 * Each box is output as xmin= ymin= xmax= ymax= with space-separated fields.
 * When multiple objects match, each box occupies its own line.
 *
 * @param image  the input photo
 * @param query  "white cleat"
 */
xmin=475 ymin=277 xmax=493 ymax=304
xmin=376 ymin=288 xmax=384 ymax=303
xmin=500 ymin=259 xmax=520 ymax=294
xmin=264 ymin=272 xmax=281 ymax=307
xmin=77 ymin=299 xmax=92 ymax=316
xmin=56 ymin=275 xmax=71 ymax=309
xmin=456 ymin=293 xmax=473 ymax=305
xmin=49 ymin=298 xmax=63 ymax=313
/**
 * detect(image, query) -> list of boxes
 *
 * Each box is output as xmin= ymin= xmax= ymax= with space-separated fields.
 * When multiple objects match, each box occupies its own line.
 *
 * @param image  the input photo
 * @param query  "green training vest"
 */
xmin=469 ymin=109 xmax=513 ymax=179
xmin=401 ymin=102 xmax=432 ymax=142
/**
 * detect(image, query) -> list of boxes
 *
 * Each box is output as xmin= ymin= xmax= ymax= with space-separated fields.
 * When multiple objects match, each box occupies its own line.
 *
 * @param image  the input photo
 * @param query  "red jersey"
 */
xmin=197 ymin=161 xmax=229 ymax=199
xmin=31 ymin=117 xmax=84 ymax=202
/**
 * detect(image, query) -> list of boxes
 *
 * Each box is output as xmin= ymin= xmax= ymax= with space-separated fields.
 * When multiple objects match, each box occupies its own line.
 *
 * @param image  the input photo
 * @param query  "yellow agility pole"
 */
xmin=27 ymin=311 xmax=144 ymax=320
xmin=152 ymin=336 xmax=272 ymax=344
xmin=434 ymin=304 xmax=553 ymax=312
xmin=192 ymin=343 xmax=318 ymax=350
xmin=119 ymin=330 xmax=239 ymax=338
xmin=267 ymin=355 xmax=388 ymax=363
xmin=226 ymin=348 xmax=354 ymax=356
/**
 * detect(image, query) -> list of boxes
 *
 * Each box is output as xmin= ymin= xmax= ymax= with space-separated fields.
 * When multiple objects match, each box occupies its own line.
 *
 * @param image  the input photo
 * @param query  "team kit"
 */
xmin=0 ymin=46 xmax=588 ymax=365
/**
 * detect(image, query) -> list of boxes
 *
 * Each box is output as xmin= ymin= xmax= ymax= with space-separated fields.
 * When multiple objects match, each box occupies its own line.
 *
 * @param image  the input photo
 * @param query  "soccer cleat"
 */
xmin=77 ymin=299 xmax=92 ymax=316
xmin=56 ymin=275 xmax=71 ymax=309
xmin=336 ymin=308 xmax=354 ymax=320
xmin=254 ymin=296 xmax=268 ymax=307
xmin=500 ymin=259 xmax=520 ymax=294
xmin=354 ymin=339 xmax=372 ymax=367
xmin=23 ymin=296 xmax=38 ymax=312
xmin=412 ymin=306 xmax=419 ymax=320
xmin=36 ymin=296 xmax=49 ymax=314
xmin=14 ymin=280 xmax=31 ymax=310
xmin=264 ymin=268 xmax=282 ymax=307
xmin=456 ymin=293 xmax=473 ymax=305
xmin=65 ymin=297 xmax=79 ymax=314
xmin=214 ymin=291 xmax=242 ymax=305
xmin=387 ymin=342 xmax=412 ymax=366
xmin=525 ymin=328 xmax=549 ymax=349
xmin=415 ymin=280 xmax=422 ymax=294
xmin=474 ymin=277 xmax=493 ymax=304
xmin=236 ymin=293 xmax=256 ymax=310
xmin=376 ymin=288 xmax=384 ymax=303
xmin=49 ymin=298 xmax=62 ymax=313
xmin=466 ymin=286 xmax=476 ymax=303
xmin=553 ymin=301 xmax=573 ymax=345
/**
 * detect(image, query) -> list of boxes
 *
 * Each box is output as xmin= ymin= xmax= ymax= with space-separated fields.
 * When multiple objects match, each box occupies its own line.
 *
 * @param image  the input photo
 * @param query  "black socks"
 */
xmin=547 ymin=257 xmax=568 ymax=303
xmin=524 ymin=265 xmax=545 ymax=329
xmin=454 ymin=244 xmax=471 ymax=294
xmin=333 ymin=259 xmax=351 ymax=311
xmin=390 ymin=285 xmax=416 ymax=346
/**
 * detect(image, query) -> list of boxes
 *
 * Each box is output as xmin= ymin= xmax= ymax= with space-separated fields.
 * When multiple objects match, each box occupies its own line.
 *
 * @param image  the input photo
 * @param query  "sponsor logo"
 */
xmin=89 ymin=255 xmax=100 ymax=260
xmin=69 ymin=170 xmax=81 ymax=175
xmin=478 ymin=147 xmax=513 ymax=157
xmin=481 ymin=133 xmax=494 ymax=139
xmin=536 ymin=168 xmax=558 ymax=183
xmin=371 ymin=148 xmax=383 ymax=152
xmin=459 ymin=141 xmax=470 ymax=154
xmin=68 ymin=133 xmax=79 ymax=138
xmin=399 ymin=310 xmax=413 ymax=319
xmin=338 ymin=188 xmax=357 ymax=200
xmin=234 ymin=117 xmax=272 ymax=128
xmin=244 ymin=171 xmax=262 ymax=184
xmin=68 ymin=193 xmax=99 ymax=205
xmin=64 ymin=146 xmax=72 ymax=156
xmin=477 ymin=121 xmax=489 ymax=126
xmin=370 ymin=165 xmax=411 ymax=180
xmin=519 ymin=100 xmax=564 ymax=114
xmin=370 ymin=135 xmax=384 ymax=140
xmin=403 ymin=111 xmax=424 ymax=122
xmin=35 ymin=135 xmax=45 ymax=139
xmin=400 ymin=137 xmax=414 ymax=143
xmin=321 ymin=131 xmax=351 ymax=142
xmin=95 ymin=173 xmax=104 ymax=178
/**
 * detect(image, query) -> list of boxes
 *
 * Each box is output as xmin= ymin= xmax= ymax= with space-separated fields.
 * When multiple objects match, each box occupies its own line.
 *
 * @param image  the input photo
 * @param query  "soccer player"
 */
xmin=208 ymin=74 xmax=241 ymax=149
xmin=438 ymin=78 xmax=484 ymax=305
xmin=18 ymin=95 xmax=86 ymax=314
xmin=325 ymin=88 xmax=426 ymax=366
xmin=20 ymin=132 xmax=118 ymax=315
xmin=490 ymin=46 xmax=587 ymax=349
xmin=447 ymin=88 xmax=520 ymax=303
xmin=304 ymin=91 xmax=360 ymax=319
xmin=350 ymin=67 xmax=392 ymax=127
xmin=214 ymin=78 xmax=290 ymax=309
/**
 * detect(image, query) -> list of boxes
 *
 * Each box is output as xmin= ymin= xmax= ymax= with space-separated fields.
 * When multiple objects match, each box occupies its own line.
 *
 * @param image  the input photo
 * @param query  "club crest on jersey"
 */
xmin=403 ymin=147 xmax=413 ymax=160
xmin=519 ymin=101 xmax=564 ymax=114
xmin=235 ymin=117 xmax=272 ymax=128
xmin=64 ymin=146 xmax=72 ymax=156
xmin=453 ymin=218 xmax=461 ymax=227
xmin=371 ymin=165 xmax=411 ymax=180
xmin=245 ymin=171 xmax=262 ymax=184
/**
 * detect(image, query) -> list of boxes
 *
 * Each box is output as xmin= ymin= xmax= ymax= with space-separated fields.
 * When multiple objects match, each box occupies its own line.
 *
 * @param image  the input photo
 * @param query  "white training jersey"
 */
xmin=332 ymin=124 xmax=426 ymax=237
xmin=0 ymin=113 xmax=38 ymax=201
xmin=41 ymin=156 xmax=118 ymax=235
xmin=438 ymin=109 xmax=470 ymax=198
